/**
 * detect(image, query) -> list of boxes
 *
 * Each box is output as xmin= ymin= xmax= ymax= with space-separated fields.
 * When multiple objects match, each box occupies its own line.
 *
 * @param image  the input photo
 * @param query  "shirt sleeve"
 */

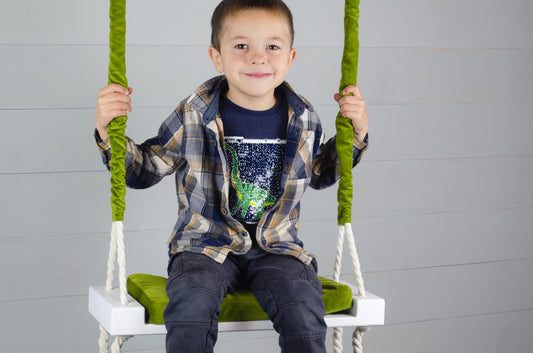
xmin=93 ymin=109 xmax=184 ymax=189
xmin=309 ymin=130 xmax=368 ymax=190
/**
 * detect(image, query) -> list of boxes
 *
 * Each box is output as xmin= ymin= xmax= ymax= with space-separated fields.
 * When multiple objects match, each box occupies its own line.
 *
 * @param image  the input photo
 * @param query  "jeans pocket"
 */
xmin=301 ymin=258 xmax=318 ymax=280
xmin=166 ymin=253 xmax=184 ymax=283
xmin=304 ymin=259 xmax=323 ymax=295
xmin=310 ymin=258 xmax=319 ymax=273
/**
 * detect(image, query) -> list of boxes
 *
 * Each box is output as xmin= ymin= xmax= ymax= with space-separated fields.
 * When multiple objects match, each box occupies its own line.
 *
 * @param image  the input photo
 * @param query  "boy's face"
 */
xmin=209 ymin=9 xmax=297 ymax=110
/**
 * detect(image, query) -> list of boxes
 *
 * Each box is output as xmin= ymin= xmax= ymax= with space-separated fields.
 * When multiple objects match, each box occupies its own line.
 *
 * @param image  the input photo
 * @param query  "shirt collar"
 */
xmin=198 ymin=76 xmax=309 ymax=125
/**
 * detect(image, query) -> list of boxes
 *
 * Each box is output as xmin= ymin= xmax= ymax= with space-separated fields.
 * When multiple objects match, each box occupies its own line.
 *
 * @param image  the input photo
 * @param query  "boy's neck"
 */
xmin=225 ymin=90 xmax=277 ymax=111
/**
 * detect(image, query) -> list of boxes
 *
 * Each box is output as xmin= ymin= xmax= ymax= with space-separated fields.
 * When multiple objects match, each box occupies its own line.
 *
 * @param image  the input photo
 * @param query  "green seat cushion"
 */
xmin=127 ymin=273 xmax=353 ymax=325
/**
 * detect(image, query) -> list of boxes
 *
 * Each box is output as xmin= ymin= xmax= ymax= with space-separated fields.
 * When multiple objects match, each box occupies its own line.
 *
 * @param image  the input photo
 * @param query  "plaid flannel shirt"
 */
xmin=96 ymin=76 xmax=367 ymax=265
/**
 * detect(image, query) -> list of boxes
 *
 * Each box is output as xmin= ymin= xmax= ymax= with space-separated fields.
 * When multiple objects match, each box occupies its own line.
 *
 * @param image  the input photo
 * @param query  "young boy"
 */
xmin=95 ymin=0 xmax=368 ymax=352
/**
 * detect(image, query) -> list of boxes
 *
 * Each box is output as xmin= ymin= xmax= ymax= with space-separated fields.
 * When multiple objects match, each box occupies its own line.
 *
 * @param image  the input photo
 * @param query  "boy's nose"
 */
xmin=249 ymin=50 xmax=267 ymax=64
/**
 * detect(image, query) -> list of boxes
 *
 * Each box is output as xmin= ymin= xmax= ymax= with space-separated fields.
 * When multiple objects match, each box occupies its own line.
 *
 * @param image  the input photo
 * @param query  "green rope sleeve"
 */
xmin=107 ymin=0 xmax=128 ymax=222
xmin=335 ymin=0 xmax=360 ymax=225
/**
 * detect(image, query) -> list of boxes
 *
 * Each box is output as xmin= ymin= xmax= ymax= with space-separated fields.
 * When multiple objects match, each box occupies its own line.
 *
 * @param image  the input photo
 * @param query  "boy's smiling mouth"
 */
xmin=244 ymin=72 xmax=273 ymax=78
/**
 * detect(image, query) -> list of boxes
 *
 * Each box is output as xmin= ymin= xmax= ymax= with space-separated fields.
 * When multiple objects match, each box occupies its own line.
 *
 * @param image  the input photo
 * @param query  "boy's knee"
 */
xmin=165 ymin=319 xmax=217 ymax=353
xmin=164 ymin=253 xmax=229 ymax=323
xmin=256 ymin=275 xmax=326 ymax=338
xmin=165 ymin=273 xmax=226 ymax=320
xmin=281 ymin=300 xmax=326 ymax=331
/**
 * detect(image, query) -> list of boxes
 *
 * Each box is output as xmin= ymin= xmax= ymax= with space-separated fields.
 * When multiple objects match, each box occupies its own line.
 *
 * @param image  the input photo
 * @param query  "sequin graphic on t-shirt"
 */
xmin=224 ymin=137 xmax=286 ymax=224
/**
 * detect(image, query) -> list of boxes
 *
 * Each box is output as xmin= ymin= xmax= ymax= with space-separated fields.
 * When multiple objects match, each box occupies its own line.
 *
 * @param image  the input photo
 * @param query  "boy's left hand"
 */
xmin=334 ymin=85 xmax=368 ymax=141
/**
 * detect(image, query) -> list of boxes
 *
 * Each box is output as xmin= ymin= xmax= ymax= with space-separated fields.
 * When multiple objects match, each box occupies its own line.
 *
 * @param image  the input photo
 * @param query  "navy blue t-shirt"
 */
xmin=220 ymin=93 xmax=288 ymax=228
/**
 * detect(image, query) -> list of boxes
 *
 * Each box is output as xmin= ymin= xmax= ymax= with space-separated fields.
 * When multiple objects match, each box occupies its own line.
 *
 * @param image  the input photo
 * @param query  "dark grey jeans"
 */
xmin=163 ymin=248 xmax=327 ymax=353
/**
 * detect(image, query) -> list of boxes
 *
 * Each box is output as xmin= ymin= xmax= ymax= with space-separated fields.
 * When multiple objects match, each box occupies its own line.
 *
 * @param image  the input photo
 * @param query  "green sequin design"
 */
xmin=225 ymin=144 xmax=276 ymax=221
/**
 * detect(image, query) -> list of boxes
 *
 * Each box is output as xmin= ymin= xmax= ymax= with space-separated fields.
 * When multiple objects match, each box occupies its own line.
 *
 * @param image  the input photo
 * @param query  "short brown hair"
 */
xmin=210 ymin=0 xmax=295 ymax=51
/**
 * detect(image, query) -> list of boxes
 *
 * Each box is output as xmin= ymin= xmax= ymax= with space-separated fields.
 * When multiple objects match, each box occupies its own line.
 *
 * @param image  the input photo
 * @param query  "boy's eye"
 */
xmin=267 ymin=45 xmax=280 ymax=50
xmin=234 ymin=44 xmax=248 ymax=49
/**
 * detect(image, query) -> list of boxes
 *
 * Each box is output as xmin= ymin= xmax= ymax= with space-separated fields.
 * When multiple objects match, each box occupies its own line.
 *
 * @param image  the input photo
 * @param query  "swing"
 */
xmin=88 ymin=1 xmax=385 ymax=352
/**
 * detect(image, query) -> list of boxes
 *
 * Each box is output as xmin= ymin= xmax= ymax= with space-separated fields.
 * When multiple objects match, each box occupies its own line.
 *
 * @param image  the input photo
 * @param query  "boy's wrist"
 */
xmin=96 ymin=126 xmax=109 ymax=141
xmin=353 ymin=131 xmax=368 ymax=149
xmin=355 ymin=130 xmax=367 ymax=141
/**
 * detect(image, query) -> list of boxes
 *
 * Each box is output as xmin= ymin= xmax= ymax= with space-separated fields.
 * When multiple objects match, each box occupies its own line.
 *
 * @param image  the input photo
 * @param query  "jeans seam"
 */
xmin=255 ymin=272 xmax=279 ymax=319
xmin=284 ymin=331 xmax=327 ymax=340
xmin=165 ymin=320 xmax=213 ymax=327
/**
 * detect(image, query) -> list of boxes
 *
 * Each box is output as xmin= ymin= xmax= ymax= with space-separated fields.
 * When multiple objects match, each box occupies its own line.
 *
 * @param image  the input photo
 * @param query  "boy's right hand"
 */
xmin=95 ymin=83 xmax=133 ymax=140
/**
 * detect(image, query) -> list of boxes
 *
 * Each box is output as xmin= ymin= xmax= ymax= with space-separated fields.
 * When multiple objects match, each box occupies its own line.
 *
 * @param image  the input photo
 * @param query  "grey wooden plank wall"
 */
xmin=1 ymin=0 xmax=532 ymax=352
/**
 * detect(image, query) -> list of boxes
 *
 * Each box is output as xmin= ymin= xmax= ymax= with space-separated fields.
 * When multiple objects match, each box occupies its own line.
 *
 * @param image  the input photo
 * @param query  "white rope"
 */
xmin=333 ymin=327 xmax=344 ymax=353
xmin=98 ymin=221 xmax=130 ymax=353
xmin=99 ymin=325 xmax=110 ymax=353
xmin=332 ymin=226 xmax=345 ymax=352
xmin=331 ymin=223 xmax=368 ymax=353
xmin=332 ymin=224 xmax=365 ymax=294
xmin=344 ymin=223 xmax=370 ymax=353
xmin=111 ymin=335 xmax=132 ymax=353
xmin=352 ymin=327 xmax=368 ymax=353
xmin=105 ymin=226 xmax=117 ymax=291
xmin=112 ymin=221 xmax=129 ymax=305
xmin=105 ymin=221 xmax=129 ymax=304
xmin=344 ymin=223 xmax=365 ymax=298
xmin=333 ymin=225 xmax=346 ymax=282
xmin=98 ymin=326 xmax=131 ymax=353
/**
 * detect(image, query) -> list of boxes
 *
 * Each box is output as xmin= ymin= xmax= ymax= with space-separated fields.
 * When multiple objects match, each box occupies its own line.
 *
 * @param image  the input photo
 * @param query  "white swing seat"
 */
xmin=89 ymin=282 xmax=385 ymax=336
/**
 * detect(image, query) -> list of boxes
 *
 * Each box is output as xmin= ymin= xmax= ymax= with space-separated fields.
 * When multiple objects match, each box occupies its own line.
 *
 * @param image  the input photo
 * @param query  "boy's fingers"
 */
xmin=110 ymin=92 xmax=132 ymax=103
xmin=340 ymin=103 xmax=363 ymax=113
xmin=104 ymin=101 xmax=131 ymax=113
xmin=107 ymin=83 xmax=130 ymax=94
xmin=107 ymin=109 xmax=131 ymax=118
xmin=340 ymin=108 xmax=364 ymax=121
xmin=336 ymin=92 xmax=363 ymax=105
xmin=99 ymin=83 xmax=131 ymax=97
xmin=98 ymin=91 xmax=132 ymax=106
xmin=101 ymin=106 xmax=131 ymax=120
xmin=341 ymin=85 xmax=362 ymax=97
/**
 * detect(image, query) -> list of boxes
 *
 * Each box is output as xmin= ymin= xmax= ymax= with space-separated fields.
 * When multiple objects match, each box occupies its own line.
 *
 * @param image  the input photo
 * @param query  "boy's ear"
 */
xmin=287 ymin=48 xmax=297 ymax=68
xmin=209 ymin=46 xmax=224 ymax=73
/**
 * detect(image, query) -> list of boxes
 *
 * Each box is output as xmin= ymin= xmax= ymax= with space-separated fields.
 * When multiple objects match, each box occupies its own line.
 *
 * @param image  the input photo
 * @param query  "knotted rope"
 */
xmin=332 ymin=1 xmax=369 ymax=352
xmin=98 ymin=0 xmax=131 ymax=351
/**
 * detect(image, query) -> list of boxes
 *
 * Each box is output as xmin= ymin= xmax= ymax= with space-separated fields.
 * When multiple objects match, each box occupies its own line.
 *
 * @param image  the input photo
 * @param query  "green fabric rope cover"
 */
xmin=335 ymin=0 xmax=360 ymax=225
xmin=108 ymin=0 xmax=128 ymax=222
